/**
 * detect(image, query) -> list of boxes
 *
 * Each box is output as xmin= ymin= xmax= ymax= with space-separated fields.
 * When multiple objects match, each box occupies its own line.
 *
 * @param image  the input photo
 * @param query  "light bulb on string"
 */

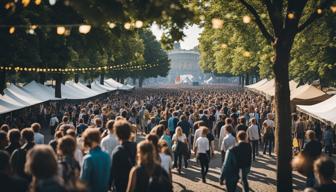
xmin=330 ymin=5 xmax=336 ymax=13
xmin=221 ymin=43 xmax=228 ymax=49
xmin=56 ymin=26 xmax=66 ymax=35
xmin=135 ymin=20 xmax=143 ymax=28
xmin=107 ymin=22 xmax=116 ymax=29
xmin=9 ymin=26 xmax=15 ymax=34
xmin=22 ymin=0 xmax=30 ymax=7
xmin=124 ymin=22 xmax=132 ymax=30
xmin=317 ymin=8 xmax=322 ymax=14
xmin=79 ymin=25 xmax=91 ymax=34
xmin=287 ymin=12 xmax=295 ymax=20
xmin=243 ymin=15 xmax=251 ymax=24
xmin=35 ymin=0 xmax=41 ymax=5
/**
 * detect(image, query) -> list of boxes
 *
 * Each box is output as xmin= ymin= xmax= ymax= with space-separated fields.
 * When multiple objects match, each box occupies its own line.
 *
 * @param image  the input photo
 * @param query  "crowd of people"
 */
xmin=0 ymin=87 xmax=335 ymax=192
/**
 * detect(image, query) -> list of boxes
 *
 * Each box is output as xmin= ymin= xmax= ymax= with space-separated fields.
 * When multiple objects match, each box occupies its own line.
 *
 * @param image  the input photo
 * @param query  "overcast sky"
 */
xmin=150 ymin=24 xmax=203 ymax=50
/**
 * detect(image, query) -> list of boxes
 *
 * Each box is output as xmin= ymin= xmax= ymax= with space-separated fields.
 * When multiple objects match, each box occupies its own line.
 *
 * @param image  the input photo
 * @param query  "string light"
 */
xmin=49 ymin=0 xmax=57 ymax=6
xmin=35 ymin=0 xmax=42 ymax=5
xmin=330 ymin=5 xmax=336 ymax=13
xmin=135 ymin=20 xmax=143 ymax=28
xmin=242 ymin=15 xmax=251 ymax=24
xmin=317 ymin=8 xmax=322 ymax=14
xmin=79 ymin=25 xmax=91 ymax=34
xmin=107 ymin=22 xmax=116 ymax=29
xmin=288 ymin=12 xmax=295 ymax=20
xmin=124 ymin=22 xmax=132 ymax=30
xmin=22 ymin=0 xmax=30 ymax=7
xmin=56 ymin=26 xmax=65 ymax=35
xmin=212 ymin=18 xmax=224 ymax=29
xmin=9 ymin=27 xmax=15 ymax=34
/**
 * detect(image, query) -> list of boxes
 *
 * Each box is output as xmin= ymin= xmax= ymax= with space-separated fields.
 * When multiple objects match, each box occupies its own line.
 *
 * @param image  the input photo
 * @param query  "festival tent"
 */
xmin=66 ymin=82 xmax=103 ymax=97
xmin=22 ymin=81 xmax=61 ymax=101
xmin=252 ymin=79 xmax=298 ymax=97
xmin=297 ymin=95 xmax=336 ymax=126
xmin=104 ymin=78 xmax=134 ymax=90
xmin=4 ymin=84 xmax=43 ymax=106
xmin=61 ymin=84 xmax=90 ymax=100
xmin=245 ymin=79 xmax=268 ymax=90
xmin=0 ymin=98 xmax=23 ymax=115
xmin=290 ymin=84 xmax=330 ymax=105
xmin=90 ymin=81 xmax=116 ymax=93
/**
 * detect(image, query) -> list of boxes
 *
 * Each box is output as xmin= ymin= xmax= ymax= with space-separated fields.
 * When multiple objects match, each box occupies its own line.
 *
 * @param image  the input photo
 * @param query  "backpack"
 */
xmin=146 ymin=166 xmax=172 ymax=192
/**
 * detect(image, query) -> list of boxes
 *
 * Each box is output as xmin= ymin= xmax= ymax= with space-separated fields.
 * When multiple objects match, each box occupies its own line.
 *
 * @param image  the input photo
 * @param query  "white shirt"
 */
xmin=74 ymin=148 xmax=83 ymax=166
xmin=219 ymin=124 xmax=230 ymax=149
xmin=193 ymin=128 xmax=202 ymax=150
xmin=100 ymin=132 xmax=119 ymax=158
xmin=264 ymin=119 xmax=274 ymax=128
xmin=34 ymin=132 xmax=44 ymax=144
xmin=221 ymin=133 xmax=236 ymax=152
xmin=159 ymin=153 xmax=172 ymax=174
xmin=247 ymin=124 xmax=260 ymax=141
xmin=195 ymin=136 xmax=209 ymax=154
xmin=50 ymin=117 xmax=59 ymax=127
xmin=172 ymin=134 xmax=187 ymax=143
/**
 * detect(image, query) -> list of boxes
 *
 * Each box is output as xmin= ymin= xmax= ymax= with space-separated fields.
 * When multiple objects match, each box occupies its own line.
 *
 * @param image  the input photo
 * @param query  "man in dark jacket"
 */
xmin=110 ymin=120 xmax=137 ymax=192
xmin=303 ymin=130 xmax=322 ymax=188
xmin=220 ymin=131 xmax=252 ymax=192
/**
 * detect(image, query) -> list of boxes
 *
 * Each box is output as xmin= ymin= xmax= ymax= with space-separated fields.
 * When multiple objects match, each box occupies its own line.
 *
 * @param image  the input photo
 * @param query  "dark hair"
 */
xmin=237 ymin=131 xmax=247 ymax=141
xmin=146 ymin=134 xmax=159 ymax=148
xmin=0 ymin=131 xmax=7 ymax=145
xmin=25 ymin=145 xmax=58 ymax=179
xmin=314 ymin=156 xmax=335 ymax=180
xmin=114 ymin=120 xmax=131 ymax=141
xmin=62 ymin=116 xmax=69 ymax=123
xmin=225 ymin=125 xmax=233 ymax=134
xmin=21 ymin=128 xmax=34 ymax=142
xmin=8 ymin=129 xmax=20 ymax=143
xmin=0 ymin=124 xmax=9 ymax=132
xmin=58 ymin=136 xmax=76 ymax=157
xmin=106 ymin=120 xmax=115 ymax=131
xmin=82 ymin=128 xmax=101 ymax=147
xmin=31 ymin=123 xmax=41 ymax=132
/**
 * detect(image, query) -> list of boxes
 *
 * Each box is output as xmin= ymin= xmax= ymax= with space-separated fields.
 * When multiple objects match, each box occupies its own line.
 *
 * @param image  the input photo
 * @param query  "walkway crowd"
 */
xmin=0 ymin=87 xmax=335 ymax=192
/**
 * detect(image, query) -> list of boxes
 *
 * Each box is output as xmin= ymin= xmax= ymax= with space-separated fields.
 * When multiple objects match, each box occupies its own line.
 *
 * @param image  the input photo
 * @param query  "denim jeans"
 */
xmin=240 ymin=167 xmax=250 ymax=192
xmin=197 ymin=153 xmax=209 ymax=179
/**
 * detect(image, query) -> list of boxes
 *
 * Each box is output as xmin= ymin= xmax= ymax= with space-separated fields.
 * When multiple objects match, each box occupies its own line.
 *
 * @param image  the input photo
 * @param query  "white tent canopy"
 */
xmin=0 ymin=78 xmax=132 ymax=114
xmin=248 ymin=79 xmax=298 ymax=97
xmin=297 ymin=95 xmax=336 ymax=126
xmin=290 ymin=84 xmax=328 ymax=101
xmin=245 ymin=79 xmax=268 ymax=89
xmin=105 ymin=78 xmax=134 ymax=90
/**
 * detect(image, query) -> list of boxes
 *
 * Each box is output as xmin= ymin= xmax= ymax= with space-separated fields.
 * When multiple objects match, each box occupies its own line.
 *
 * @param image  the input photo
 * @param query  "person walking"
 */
xmin=220 ymin=131 xmax=252 ymax=192
xmin=110 ymin=120 xmax=137 ymax=192
xmin=220 ymin=125 xmax=236 ymax=163
xmin=31 ymin=123 xmax=44 ymax=145
xmin=247 ymin=118 xmax=260 ymax=161
xmin=80 ymin=128 xmax=111 ymax=192
xmin=126 ymin=141 xmax=172 ymax=192
xmin=322 ymin=125 xmax=334 ymax=157
xmin=194 ymin=127 xmax=210 ymax=183
xmin=172 ymin=127 xmax=188 ymax=173
xmin=5 ymin=129 xmax=21 ymax=155
xmin=100 ymin=120 xmax=118 ymax=159
xmin=25 ymin=145 xmax=67 ymax=192
xmin=303 ymin=130 xmax=322 ymax=188
xmin=262 ymin=121 xmax=274 ymax=156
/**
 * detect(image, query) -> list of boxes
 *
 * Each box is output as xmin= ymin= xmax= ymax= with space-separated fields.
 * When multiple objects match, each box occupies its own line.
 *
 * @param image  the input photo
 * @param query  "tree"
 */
xmin=197 ymin=1 xmax=336 ymax=191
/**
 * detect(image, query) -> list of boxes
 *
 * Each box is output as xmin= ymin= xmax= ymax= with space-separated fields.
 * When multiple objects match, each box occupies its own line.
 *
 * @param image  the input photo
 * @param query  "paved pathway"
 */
xmin=171 ymin=150 xmax=306 ymax=192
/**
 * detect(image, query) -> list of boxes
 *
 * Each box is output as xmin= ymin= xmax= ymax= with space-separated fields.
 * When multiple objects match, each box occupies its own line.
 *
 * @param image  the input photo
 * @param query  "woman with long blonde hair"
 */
xmin=172 ymin=126 xmax=188 ymax=173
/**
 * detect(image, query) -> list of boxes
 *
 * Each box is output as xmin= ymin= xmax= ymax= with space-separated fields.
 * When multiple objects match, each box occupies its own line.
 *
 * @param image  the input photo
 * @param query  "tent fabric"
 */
xmin=297 ymin=95 xmax=336 ymax=126
xmin=1 ymin=79 xmax=131 ymax=114
xmin=249 ymin=79 xmax=298 ymax=97
xmin=290 ymin=84 xmax=330 ymax=105
xmin=23 ymin=81 xmax=62 ymax=101
xmin=104 ymin=78 xmax=133 ymax=90
xmin=245 ymin=79 xmax=268 ymax=89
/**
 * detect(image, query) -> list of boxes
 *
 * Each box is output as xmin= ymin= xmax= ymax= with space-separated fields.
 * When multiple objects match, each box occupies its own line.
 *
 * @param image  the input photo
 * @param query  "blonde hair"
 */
xmin=175 ymin=127 xmax=183 ymax=137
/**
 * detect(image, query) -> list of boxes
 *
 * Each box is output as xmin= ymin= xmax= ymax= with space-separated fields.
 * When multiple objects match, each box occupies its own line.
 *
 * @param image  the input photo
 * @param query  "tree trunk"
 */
xmin=100 ymin=73 xmax=104 ymax=85
xmin=116 ymin=77 xmax=120 ymax=82
xmin=241 ymin=75 xmax=245 ymax=88
xmin=0 ymin=70 xmax=6 ymax=95
xmin=273 ymin=38 xmax=293 ymax=192
xmin=238 ymin=75 xmax=242 ymax=86
xmin=74 ymin=74 xmax=79 ymax=83
xmin=245 ymin=73 xmax=249 ymax=85
xmin=132 ymin=78 xmax=136 ymax=85
xmin=138 ymin=77 xmax=144 ymax=88
xmin=39 ymin=72 xmax=46 ymax=84
xmin=55 ymin=74 xmax=62 ymax=98
xmin=120 ymin=78 xmax=124 ymax=84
